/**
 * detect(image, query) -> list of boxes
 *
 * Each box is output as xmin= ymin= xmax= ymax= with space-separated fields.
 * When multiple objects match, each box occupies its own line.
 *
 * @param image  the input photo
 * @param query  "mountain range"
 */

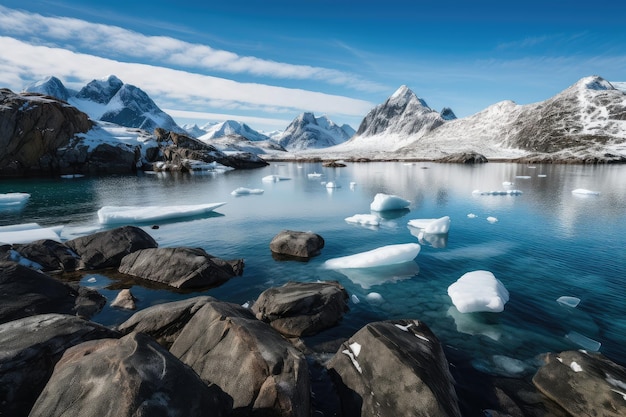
xmin=276 ymin=112 xmax=355 ymax=150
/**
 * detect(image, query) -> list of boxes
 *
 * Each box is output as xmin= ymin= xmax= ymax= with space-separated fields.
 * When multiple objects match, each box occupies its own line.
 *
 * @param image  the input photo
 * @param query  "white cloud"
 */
xmin=0 ymin=5 xmax=386 ymax=93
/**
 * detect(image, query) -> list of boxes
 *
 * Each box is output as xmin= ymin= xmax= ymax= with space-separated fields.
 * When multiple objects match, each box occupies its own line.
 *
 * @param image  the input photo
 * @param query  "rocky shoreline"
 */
xmin=1 ymin=226 xmax=626 ymax=416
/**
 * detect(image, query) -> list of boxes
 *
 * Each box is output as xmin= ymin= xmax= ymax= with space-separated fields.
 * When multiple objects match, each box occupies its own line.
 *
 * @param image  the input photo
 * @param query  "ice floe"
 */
xmin=345 ymin=214 xmax=380 ymax=227
xmin=447 ymin=270 xmax=509 ymax=313
xmin=467 ymin=213 xmax=477 ymax=218
xmin=262 ymin=174 xmax=290 ymax=182
xmin=557 ymin=296 xmax=581 ymax=308
xmin=472 ymin=189 xmax=523 ymax=196
xmin=369 ymin=193 xmax=411 ymax=211
xmin=572 ymin=188 xmax=600 ymax=196
xmin=366 ymin=292 xmax=384 ymax=302
xmin=486 ymin=216 xmax=498 ymax=223
xmin=0 ymin=192 xmax=30 ymax=209
xmin=230 ymin=187 xmax=264 ymax=196
xmin=97 ymin=202 xmax=226 ymax=225
xmin=565 ymin=331 xmax=601 ymax=351
xmin=407 ymin=216 xmax=450 ymax=234
xmin=0 ymin=223 xmax=63 ymax=244
xmin=307 ymin=172 xmax=322 ymax=179
xmin=324 ymin=243 xmax=421 ymax=269
xmin=326 ymin=181 xmax=341 ymax=189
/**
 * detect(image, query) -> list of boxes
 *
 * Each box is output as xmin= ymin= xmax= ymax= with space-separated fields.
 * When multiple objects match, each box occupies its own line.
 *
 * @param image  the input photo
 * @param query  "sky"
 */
xmin=1 ymin=0 xmax=625 ymax=132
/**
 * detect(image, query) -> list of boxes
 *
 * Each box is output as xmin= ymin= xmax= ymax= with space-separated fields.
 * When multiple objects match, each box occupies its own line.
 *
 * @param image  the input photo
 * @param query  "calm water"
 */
xmin=2 ymin=162 xmax=625 ymax=376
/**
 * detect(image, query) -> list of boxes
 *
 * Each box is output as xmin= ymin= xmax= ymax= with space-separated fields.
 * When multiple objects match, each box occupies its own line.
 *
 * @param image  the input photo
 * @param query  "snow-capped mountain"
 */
xmin=198 ymin=120 xmax=270 ymax=142
xmin=277 ymin=112 xmax=355 ymax=150
xmin=182 ymin=123 xmax=207 ymax=138
xmin=24 ymin=75 xmax=184 ymax=134
xmin=440 ymin=107 xmax=457 ymax=121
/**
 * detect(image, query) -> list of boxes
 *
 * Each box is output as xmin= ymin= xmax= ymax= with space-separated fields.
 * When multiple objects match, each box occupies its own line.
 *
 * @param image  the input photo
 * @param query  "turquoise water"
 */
xmin=2 ymin=162 xmax=625 ymax=375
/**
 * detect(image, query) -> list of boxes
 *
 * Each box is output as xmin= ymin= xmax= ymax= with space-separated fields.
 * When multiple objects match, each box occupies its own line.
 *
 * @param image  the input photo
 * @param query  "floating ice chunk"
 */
xmin=345 ymin=214 xmax=380 ymax=227
xmin=570 ymin=361 xmax=583 ymax=372
xmin=370 ymin=193 xmax=411 ymax=211
xmin=262 ymin=174 xmax=290 ymax=182
xmin=467 ymin=213 xmax=477 ymax=218
xmin=447 ymin=270 xmax=509 ymax=313
xmin=572 ymin=188 xmax=600 ymax=196
xmin=351 ymin=294 xmax=360 ymax=304
xmin=307 ymin=172 xmax=322 ymax=179
xmin=565 ymin=331 xmax=601 ymax=351
xmin=326 ymin=181 xmax=341 ymax=189
xmin=538 ymin=174 xmax=547 ymax=178
xmin=87 ymin=277 xmax=97 ymax=283
xmin=0 ymin=192 xmax=30 ymax=210
xmin=0 ymin=223 xmax=63 ymax=244
xmin=515 ymin=175 xmax=531 ymax=179
xmin=486 ymin=216 xmax=498 ymax=223
xmin=231 ymin=187 xmax=264 ymax=196
xmin=502 ymin=181 xmax=514 ymax=187
xmin=349 ymin=181 xmax=356 ymax=189
xmin=366 ymin=292 xmax=384 ymax=302
xmin=97 ymin=202 xmax=226 ymax=225
xmin=324 ymin=243 xmax=420 ymax=269
xmin=472 ymin=189 xmax=523 ymax=196
xmin=557 ymin=296 xmax=581 ymax=308
xmin=407 ymin=216 xmax=450 ymax=234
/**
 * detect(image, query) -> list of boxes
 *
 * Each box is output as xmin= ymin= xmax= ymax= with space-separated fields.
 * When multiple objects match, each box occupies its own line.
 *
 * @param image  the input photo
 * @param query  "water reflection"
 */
xmin=333 ymin=261 xmax=420 ymax=289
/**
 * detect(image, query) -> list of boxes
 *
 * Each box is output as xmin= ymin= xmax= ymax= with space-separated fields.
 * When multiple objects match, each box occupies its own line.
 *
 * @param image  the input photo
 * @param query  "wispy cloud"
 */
xmin=0 ymin=5 xmax=386 ymax=93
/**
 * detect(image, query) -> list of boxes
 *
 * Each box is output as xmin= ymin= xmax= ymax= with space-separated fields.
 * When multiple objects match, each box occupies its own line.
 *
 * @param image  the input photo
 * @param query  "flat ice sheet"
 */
xmin=324 ymin=243 xmax=421 ymax=269
xmin=97 ymin=202 xmax=226 ymax=224
xmin=0 ymin=223 xmax=63 ymax=244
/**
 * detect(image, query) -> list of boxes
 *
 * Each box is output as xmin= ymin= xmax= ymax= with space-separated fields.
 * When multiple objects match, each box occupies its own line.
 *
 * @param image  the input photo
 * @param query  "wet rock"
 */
xmin=0 ymin=314 xmax=119 ymax=417
xmin=65 ymin=225 xmax=158 ymax=270
xmin=11 ymin=239 xmax=79 ymax=273
xmin=29 ymin=332 xmax=230 ymax=417
xmin=170 ymin=300 xmax=310 ymax=417
xmin=326 ymin=319 xmax=461 ymax=417
xmin=532 ymin=350 xmax=626 ymax=417
xmin=110 ymin=288 xmax=137 ymax=310
xmin=118 ymin=247 xmax=244 ymax=289
xmin=270 ymin=230 xmax=325 ymax=259
xmin=253 ymin=281 xmax=349 ymax=337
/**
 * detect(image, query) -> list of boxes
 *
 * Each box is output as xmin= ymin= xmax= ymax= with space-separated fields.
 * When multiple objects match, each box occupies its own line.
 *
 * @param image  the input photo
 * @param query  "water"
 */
xmin=2 ymin=162 xmax=625 ymax=376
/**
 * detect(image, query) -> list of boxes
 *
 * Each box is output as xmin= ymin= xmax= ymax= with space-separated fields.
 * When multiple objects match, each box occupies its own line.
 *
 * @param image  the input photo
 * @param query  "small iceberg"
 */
xmin=231 ymin=187 xmax=264 ymax=196
xmin=557 ymin=296 xmax=581 ymax=308
xmin=572 ymin=188 xmax=600 ymax=196
xmin=345 ymin=214 xmax=380 ymax=227
xmin=307 ymin=172 xmax=323 ymax=179
xmin=407 ymin=216 xmax=450 ymax=234
xmin=486 ymin=216 xmax=498 ymax=223
xmin=97 ymin=202 xmax=226 ymax=225
xmin=0 ymin=192 xmax=30 ymax=210
xmin=472 ymin=189 xmax=523 ymax=196
xmin=447 ymin=270 xmax=509 ymax=313
xmin=370 ymin=193 xmax=411 ymax=212
xmin=262 ymin=174 xmax=290 ymax=182
xmin=324 ymin=243 xmax=420 ymax=269
xmin=326 ymin=181 xmax=341 ymax=189
xmin=566 ymin=331 xmax=601 ymax=351
xmin=0 ymin=222 xmax=63 ymax=244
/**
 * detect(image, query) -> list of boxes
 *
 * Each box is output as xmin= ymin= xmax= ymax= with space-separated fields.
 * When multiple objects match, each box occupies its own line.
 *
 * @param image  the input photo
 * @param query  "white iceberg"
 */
xmin=326 ymin=181 xmax=341 ymax=189
xmin=486 ymin=216 xmax=498 ymax=223
xmin=572 ymin=188 xmax=600 ymax=196
xmin=447 ymin=270 xmax=509 ymax=313
xmin=324 ymin=243 xmax=420 ymax=269
xmin=345 ymin=214 xmax=380 ymax=227
xmin=97 ymin=202 xmax=226 ymax=225
xmin=369 ymin=193 xmax=411 ymax=211
xmin=472 ymin=189 xmax=523 ymax=196
xmin=0 ymin=192 xmax=30 ymax=209
xmin=407 ymin=216 xmax=450 ymax=234
xmin=557 ymin=296 xmax=581 ymax=308
xmin=307 ymin=172 xmax=322 ymax=179
xmin=262 ymin=174 xmax=290 ymax=182
xmin=231 ymin=187 xmax=264 ymax=196
xmin=0 ymin=222 xmax=63 ymax=244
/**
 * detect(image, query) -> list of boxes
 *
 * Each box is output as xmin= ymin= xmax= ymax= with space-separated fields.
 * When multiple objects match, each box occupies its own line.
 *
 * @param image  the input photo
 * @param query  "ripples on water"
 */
xmin=1 ymin=162 xmax=625 ymax=376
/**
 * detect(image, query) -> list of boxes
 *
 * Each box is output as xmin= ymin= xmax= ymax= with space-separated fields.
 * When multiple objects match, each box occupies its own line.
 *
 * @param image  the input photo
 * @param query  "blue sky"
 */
xmin=1 ymin=0 xmax=625 ymax=132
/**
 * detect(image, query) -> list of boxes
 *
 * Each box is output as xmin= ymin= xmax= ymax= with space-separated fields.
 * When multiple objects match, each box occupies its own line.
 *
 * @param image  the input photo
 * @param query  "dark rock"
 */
xmin=117 ymin=296 xmax=216 ymax=349
xmin=253 ymin=281 xmax=349 ymax=337
xmin=72 ymin=284 xmax=108 ymax=318
xmin=118 ymin=247 xmax=244 ymax=289
xmin=532 ymin=350 xmax=626 ymax=417
xmin=170 ymin=300 xmax=310 ymax=417
xmin=65 ymin=225 xmax=158 ymax=270
xmin=270 ymin=230 xmax=325 ymax=259
xmin=437 ymin=152 xmax=488 ymax=164
xmin=0 ymin=314 xmax=119 ymax=417
xmin=326 ymin=319 xmax=461 ymax=417
xmin=322 ymin=160 xmax=347 ymax=167
xmin=29 ymin=332 xmax=230 ymax=417
xmin=84 ymin=142 xmax=138 ymax=174
xmin=0 ymin=261 xmax=105 ymax=324
xmin=11 ymin=239 xmax=79 ymax=273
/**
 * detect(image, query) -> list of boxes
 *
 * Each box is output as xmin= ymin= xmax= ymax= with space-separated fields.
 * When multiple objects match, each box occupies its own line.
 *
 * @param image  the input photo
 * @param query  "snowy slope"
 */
xmin=23 ymin=76 xmax=71 ymax=101
xmin=277 ymin=112 xmax=354 ymax=150
xmin=198 ymin=120 xmax=270 ymax=142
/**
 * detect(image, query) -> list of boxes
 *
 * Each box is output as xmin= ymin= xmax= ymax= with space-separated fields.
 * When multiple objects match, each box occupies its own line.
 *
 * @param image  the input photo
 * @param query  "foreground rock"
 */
xmin=0 ymin=314 xmax=119 ymax=417
xmin=9 ymin=239 xmax=79 ymax=273
xmin=0 ymin=261 xmax=105 ymax=324
xmin=29 ymin=332 xmax=229 ymax=417
xmin=118 ymin=247 xmax=244 ymax=289
xmin=117 ymin=296 xmax=216 ymax=349
xmin=65 ymin=225 xmax=158 ymax=269
xmin=270 ymin=230 xmax=325 ymax=259
xmin=170 ymin=300 xmax=310 ymax=417
xmin=253 ymin=281 xmax=349 ymax=337
xmin=532 ymin=350 xmax=626 ymax=417
xmin=437 ymin=152 xmax=488 ymax=164
xmin=327 ymin=319 xmax=461 ymax=417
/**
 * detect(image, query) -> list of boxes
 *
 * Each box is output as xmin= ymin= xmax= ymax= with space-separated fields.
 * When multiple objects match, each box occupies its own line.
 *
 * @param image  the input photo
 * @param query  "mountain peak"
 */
xmin=576 ymin=75 xmax=614 ymax=91
xmin=23 ymin=76 xmax=69 ymax=101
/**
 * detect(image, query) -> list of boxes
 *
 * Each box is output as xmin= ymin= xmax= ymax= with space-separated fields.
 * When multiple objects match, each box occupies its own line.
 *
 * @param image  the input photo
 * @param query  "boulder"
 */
xmin=0 ymin=314 xmax=119 ymax=417
xmin=0 ymin=261 xmax=105 ymax=324
xmin=532 ymin=350 xmax=626 ymax=417
xmin=110 ymin=288 xmax=137 ymax=310
xmin=65 ymin=225 xmax=158 ymax=270
xmin=84 ymin=142 xmax=139 ymax=174
xmin=118 ymin=247 xmax=244 ymax=289
xmin=29 ymin=332 xmax=230 ymax=417
xmin=437 ymin=152 xmax=488 ymax=164
xmin=326 ymin=319 xmax=461 ymax=417
xmin=270 ymin=230 xmax=325 ymax=259
xmin=117 ymin=296 xmax=216 ymax=349
xmin=170 ymin=300 xmax=310 ymax=417
xmin=253 ymin=281 xmax=349 ymax=337
xmin=11 ymin=239 xmax=79 ymax=273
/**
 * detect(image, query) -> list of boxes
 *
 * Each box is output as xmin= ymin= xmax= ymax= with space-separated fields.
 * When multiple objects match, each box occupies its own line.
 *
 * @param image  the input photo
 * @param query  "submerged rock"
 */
xmin=253 ymin=281 xmax=349 ymax=337
xmin=326 ymin=319 xmax=461 ymax=417
xmin=270 ymin=230 xmax=325 ymax=259
xmin=118 ymin=247 xmax=244 ymax=289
